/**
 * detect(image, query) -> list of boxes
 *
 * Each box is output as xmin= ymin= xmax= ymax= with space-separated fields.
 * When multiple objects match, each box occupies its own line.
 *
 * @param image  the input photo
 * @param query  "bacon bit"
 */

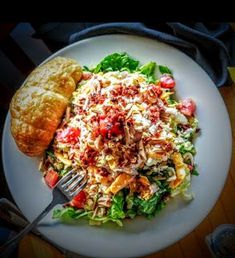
xmin=110 ymin=84 xmax=139 ymax=98
xmin=164 ymin=142 xmax=173 ymax=152
xmin=160 ymin=112 xmax=170 ymax=123
xmin=118 ymin=97 xmax=127 ymax=107
xmin=80 ymin=147 xmax=98 ymax=166
xmin=146 ymin=85 xmax=162 ymax=103
xmin=90 ymin=93 xmax=107 ymax=105
xmin=100 ymin=168 xmax=109 ymax=177
xmin=122 ymin=85 xmax=139 ymax=97
xmin=133 ymin=132 xmax=142 ymax=143
xmin=110 ymin=84 xmax=123 ymax=97
xmin=74 ymin=105 xmax=87 ymax=116
xmin=149 ymin=105 xmax=160 ymax=123
xmin=148 ymin=84 xmax=162 ymax=95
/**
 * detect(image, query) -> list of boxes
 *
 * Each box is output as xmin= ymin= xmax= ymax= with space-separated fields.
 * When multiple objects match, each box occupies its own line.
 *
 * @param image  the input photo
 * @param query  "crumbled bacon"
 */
xmin=80 ymin=147 xmax=98 ymax=166
xmin=100 ymin=168 xmax=109 ymax=177
xmin=110 ymin=84 xmax=139 ymax=98
xmin=149 ymin=105 xmax=160 ymax=123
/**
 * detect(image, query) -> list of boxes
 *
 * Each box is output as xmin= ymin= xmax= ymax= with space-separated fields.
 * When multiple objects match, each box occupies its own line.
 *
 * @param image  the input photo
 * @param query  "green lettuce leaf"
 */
xmin=93 ymin=53 xmax=139 ymax=73
xmin=138 ymin=62 xmax=156 ymax=83
xmin=159 ymin=65 xmax=172 ymax=75
xmin=108 ymin=191 xmax=126 ymax=220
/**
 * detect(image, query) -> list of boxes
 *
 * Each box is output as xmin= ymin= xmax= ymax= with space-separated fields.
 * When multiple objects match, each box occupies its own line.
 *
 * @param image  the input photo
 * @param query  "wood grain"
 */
xmin=143 ymin=83 xmax=235 ymax=258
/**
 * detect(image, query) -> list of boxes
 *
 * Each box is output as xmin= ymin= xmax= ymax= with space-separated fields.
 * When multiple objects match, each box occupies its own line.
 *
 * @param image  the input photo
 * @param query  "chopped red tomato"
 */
xmin=99 ymin=113 xmax=123 ymax=139
xmin=71 ymin=190 xmax=86 ymax=209
xmin=178 ymin=98 xmax=196 ymax=116
xmin=57 ymin=127 xmax=80 ymax=143
xmin=45 ymin=168 xmax=59 ymax=188
xmin=160 ymin=75 xmax=175 ymax=89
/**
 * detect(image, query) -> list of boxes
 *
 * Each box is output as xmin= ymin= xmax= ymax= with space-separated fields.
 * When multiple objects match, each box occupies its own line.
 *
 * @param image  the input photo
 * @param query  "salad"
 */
xmin=41 ymin=53 xmax=200 ymax=226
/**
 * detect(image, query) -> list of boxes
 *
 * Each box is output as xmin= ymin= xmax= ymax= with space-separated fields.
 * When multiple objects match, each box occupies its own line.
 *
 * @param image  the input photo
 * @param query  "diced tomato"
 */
xmin=45 ymin=168 xmax=59 ymax=188
xmin=160 ymin=75 xmax=175 ymax=89
xmin=99 ymin=118 xmax=112 ymax=138
xmin=99 ymin=114 xmax=123 ymax=139
xmin=178 ymin=98 xmax=196 ymax=116
xmin=57 ymin=127 xmax=80 ymax=143
xmin=71 ymin=190 xmax=86 ymax=209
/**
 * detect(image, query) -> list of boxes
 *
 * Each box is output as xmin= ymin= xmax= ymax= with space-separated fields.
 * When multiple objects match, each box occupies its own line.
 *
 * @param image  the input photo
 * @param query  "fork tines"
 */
xmin=57 ymin=169 xmax=87 ymax=199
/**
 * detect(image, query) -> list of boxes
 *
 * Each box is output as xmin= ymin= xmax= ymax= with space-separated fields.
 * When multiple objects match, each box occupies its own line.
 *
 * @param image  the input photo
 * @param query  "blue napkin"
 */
xmin=33 ymin=22 xmax=235 ymax=87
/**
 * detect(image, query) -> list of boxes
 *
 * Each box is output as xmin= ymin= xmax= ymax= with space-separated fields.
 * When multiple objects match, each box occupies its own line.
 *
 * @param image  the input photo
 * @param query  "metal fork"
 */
xmin=0 ymin=169 xmax=87 ymax=256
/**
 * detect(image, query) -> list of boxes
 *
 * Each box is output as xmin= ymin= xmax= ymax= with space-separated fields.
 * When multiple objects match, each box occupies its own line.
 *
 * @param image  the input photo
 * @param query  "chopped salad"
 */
xmin=41 ymin=53 xmax=200 ymax=226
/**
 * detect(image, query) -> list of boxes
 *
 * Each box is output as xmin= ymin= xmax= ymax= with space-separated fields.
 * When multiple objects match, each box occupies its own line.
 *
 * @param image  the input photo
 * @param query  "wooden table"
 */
xmin=144 ymin=84 xmax=235 ymax=258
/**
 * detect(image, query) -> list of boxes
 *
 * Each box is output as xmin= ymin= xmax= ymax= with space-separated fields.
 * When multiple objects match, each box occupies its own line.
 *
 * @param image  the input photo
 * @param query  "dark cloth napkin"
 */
xmin=33 ymin=22 xmax=235 ymax=87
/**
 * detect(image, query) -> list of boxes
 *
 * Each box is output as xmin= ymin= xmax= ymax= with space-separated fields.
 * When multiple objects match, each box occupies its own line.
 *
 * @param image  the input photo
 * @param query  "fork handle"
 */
xmin=0 ymin=199 xmax=56 ymax=257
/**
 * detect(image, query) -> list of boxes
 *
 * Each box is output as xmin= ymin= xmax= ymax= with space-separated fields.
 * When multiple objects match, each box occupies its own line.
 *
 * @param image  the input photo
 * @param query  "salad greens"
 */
xmin=85 ymin=52 xmax=172 ymax=84
xmin=93 ymin=53 xmax=139 ymax=73
xmin=53 ymin=189 xmax=169 ymax=226
xmin=159 ymin=65 xmax=172 ymax=75
xmin=139 ymin=62 xmax=156 ymax=83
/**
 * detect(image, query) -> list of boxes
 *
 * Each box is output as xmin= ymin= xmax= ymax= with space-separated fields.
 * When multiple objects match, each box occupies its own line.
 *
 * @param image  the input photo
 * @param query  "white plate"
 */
xmin=2 ymin=35 xmax=232 ymax=258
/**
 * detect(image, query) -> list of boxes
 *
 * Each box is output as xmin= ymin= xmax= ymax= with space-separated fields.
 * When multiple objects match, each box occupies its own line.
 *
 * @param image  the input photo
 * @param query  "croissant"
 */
xmin=10 ymin=56 xmax=82 ymax=156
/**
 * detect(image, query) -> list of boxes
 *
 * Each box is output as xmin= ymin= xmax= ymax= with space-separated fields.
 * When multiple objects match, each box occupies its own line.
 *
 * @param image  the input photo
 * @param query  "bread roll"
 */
xmin=10 ymin=56 xmax=82 ymax=156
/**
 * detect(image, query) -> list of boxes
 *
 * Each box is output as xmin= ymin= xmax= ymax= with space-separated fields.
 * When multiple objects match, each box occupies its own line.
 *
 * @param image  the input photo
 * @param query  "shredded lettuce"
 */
xmin=53 ymin=207 xmax=92 ymax=220
xmin=171 ymin=172 xmax=194 ymax=201
xmin=179 ymin=141 xmax=196 ymax=155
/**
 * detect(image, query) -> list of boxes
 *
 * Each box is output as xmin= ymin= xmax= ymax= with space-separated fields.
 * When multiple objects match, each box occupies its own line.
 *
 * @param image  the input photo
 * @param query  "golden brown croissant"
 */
xmin=10 ymin=56 xmax=82 ymax=156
